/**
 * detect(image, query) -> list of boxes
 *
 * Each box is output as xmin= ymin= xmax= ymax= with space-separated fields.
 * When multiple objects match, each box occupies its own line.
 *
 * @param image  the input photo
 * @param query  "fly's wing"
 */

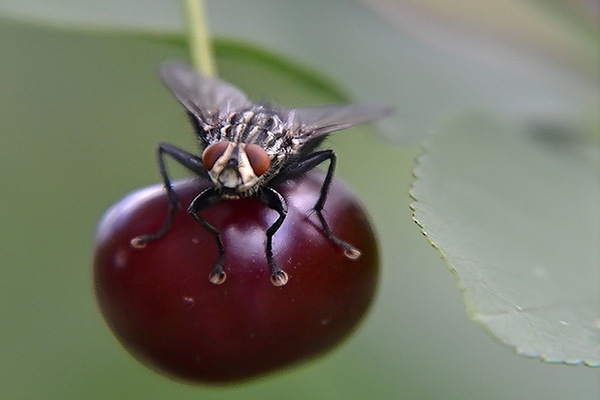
xmin=284 ymin=104 xmax=393 ymax=140
xmin=159 ymin=61 xmax=251 ymax=128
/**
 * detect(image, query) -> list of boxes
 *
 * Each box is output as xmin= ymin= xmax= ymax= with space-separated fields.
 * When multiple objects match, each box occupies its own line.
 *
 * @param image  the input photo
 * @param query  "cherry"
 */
xmin=93 ymin=170 xmax=378 ymax=384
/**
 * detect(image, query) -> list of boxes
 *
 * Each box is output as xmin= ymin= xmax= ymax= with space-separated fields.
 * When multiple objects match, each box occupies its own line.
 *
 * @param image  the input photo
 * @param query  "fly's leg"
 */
xmin=188 ymin=188 xmax=227 ymax=284
xmin=275 ymin=150 xmax=360 ymax=260
xmin=130 ymin=142 xmax=207 ymax=248
xmin=312 ymin=151 xmax=361 ymax=260
xmin=259 ymin=187 xmax=289 ymax=286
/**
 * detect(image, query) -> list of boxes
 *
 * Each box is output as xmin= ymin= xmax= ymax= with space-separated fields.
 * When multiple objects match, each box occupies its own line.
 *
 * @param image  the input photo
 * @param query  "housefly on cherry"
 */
xmin=131 ymin=61 xmax=392 ymax=286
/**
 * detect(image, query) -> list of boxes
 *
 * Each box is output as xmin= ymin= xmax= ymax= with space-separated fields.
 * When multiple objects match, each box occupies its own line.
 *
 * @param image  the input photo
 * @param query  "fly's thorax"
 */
xmin=218 ymin=107 xmax=295 ymax=153
xmin=201 ymin=140 xmax=285 ymax=196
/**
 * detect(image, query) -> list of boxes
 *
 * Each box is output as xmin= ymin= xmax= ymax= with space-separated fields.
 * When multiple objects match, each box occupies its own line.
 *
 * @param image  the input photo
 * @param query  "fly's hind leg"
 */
xmin=276 ymin=150 xmax=361 ymax=260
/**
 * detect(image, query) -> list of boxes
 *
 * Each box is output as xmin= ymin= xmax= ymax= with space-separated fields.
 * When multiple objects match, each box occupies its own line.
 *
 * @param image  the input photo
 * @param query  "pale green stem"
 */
xmin=183 ymin=0 xmax=217 ymax=76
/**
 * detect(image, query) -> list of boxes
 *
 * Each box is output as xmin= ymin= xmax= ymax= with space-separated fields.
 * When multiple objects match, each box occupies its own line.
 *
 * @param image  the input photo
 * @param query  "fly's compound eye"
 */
xmin=202 ymin=141 xmax=230 ymax=170
xmin=245 ymin=143 xmax=271 ymax=177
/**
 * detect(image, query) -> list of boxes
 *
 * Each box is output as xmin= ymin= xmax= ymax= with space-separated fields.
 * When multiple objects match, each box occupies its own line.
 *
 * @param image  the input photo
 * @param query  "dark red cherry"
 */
xmin=93 ymin=170 xmax=379 ymax=384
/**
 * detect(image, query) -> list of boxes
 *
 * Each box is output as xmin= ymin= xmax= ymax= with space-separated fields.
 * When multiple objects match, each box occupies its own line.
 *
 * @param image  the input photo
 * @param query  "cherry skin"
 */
xmin=93 ymin=170 xmax=379 ymax=384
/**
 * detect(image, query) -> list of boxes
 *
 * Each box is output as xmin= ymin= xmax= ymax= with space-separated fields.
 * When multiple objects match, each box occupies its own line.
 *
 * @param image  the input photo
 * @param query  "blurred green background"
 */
xmin=0 ymin=1 xmax=598 ymax=399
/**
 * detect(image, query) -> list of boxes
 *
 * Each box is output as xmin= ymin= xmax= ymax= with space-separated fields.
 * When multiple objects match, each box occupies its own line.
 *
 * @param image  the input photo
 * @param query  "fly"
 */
xmin=131 ymin=61 xmax=392 ymax=286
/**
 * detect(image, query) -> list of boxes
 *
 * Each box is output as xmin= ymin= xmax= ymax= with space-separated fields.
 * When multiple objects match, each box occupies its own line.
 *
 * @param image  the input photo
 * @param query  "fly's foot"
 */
xmin=208 ymin=262 xmax=227 ymax=285
xmin=130 ymin=235 xmax=150 ymax=249
xmin=315 ymin=210 xmax=361 ymax=261
xmin=269 ymin=260 xmax=289 ymax=287
xmin=342 ymin=243 xmax=361 ymax=260
xmin=270 ymin=270 xmax=289 ymax=287
xmin=328 ymin=235 xmax=362 ymax=260
xmin=208 ymin=269 xmax=226 ymax=285
xmin=130 ymin=231 xmax=167 ymax=249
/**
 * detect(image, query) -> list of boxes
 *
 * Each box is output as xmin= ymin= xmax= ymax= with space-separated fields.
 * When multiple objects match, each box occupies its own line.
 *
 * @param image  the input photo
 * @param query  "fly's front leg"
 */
xmin=130 ymin=143 xmax=206 ymax=249
xmin=259 ymin=187 xmax=289 ymax=286
xmin=280 ymin=150 xmax=361 ymax=260
xmin=188 ymin=188 xmax=227 ymax=284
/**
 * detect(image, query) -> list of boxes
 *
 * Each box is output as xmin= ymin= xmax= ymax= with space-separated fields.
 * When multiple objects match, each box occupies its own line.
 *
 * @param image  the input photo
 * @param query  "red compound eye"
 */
xmin=245 ymin=143 xmax=270 ymax=177
xmin=202 ymin=141 xmax=230 ymax=170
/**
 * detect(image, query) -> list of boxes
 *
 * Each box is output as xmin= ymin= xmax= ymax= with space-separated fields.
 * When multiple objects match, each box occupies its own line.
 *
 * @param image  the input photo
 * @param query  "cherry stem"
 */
xmin=183 ymin=0 xmax=217 ymax=77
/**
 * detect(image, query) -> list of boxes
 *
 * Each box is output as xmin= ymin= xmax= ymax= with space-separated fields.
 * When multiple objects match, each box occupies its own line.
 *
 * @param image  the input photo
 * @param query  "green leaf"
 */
xmin=363 ymin=0 xmax=599 ymax=80
xmin=214 ymin=40 xmax=348 ymax=105
xmin=0 ymin=0 xmax=182 ymax=33
xmin=411 ymin=114 xmax=600 ymax=366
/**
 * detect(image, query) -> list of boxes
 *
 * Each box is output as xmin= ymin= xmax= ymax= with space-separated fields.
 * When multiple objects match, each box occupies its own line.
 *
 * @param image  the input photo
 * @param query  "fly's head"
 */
xmin=201 ymin=140 xmax=274 ymax=197
xmin=200 ymin=108 xmax=291 ymax=197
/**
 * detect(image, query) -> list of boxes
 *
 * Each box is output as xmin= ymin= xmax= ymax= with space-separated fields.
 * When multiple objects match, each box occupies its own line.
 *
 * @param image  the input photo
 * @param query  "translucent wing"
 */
xmin=159 ymin=61 xmax=251 ymax=127
xmin=285 ymin=104 xmax=394 ymax=137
